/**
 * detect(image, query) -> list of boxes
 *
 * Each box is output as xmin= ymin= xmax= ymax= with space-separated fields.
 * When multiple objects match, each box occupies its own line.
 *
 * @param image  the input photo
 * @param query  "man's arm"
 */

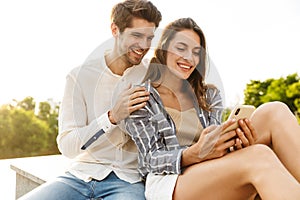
xmin=57 ymin=72 xmax=116 ymax=158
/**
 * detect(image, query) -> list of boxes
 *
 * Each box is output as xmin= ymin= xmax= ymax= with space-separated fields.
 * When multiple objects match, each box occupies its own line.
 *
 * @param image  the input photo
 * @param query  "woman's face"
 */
xmin=166 ymin=29 xmax=201 ymax=80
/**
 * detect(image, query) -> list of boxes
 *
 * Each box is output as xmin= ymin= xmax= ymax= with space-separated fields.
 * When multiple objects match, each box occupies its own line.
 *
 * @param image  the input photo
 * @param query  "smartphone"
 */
xmin=222 ymin=105 xmax=256 ymax=134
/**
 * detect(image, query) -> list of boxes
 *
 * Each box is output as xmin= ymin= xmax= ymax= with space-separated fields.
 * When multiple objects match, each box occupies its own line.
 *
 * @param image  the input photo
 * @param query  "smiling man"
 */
xmin=20 ymin=1 xmax=162 ymax=200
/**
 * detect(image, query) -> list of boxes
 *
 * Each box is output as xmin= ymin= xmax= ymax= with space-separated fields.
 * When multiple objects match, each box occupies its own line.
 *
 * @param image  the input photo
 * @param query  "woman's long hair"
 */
xmin=143 ymin=17 xmax=211 ymax=111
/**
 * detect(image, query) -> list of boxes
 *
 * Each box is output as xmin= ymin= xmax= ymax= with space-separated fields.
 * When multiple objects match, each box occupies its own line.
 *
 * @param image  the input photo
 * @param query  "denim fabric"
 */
xmin=19 ymin=172 xmax=145 ymax=200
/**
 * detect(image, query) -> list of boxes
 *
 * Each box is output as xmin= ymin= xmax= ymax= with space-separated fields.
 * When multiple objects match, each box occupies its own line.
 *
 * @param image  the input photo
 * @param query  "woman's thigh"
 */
xmin=173 ymin=147 xmax=260 ymax=200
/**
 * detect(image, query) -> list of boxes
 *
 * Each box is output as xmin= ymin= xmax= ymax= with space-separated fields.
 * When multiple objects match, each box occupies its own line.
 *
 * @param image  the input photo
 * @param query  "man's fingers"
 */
xmin=129 ymin=102 xmax=147 ymax=113
xmin=121 ymin=85 xmax=144 ymax=96
xmin=130 ymin=95 xmax=149 ymax=106
xmin=128 ymin=85 xmax=147 ymax=93
xmin=130 ymin=90 xmax=150 ymax=101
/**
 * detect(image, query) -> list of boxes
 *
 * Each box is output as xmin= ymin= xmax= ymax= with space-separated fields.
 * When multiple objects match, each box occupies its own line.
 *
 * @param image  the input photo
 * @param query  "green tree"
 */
xmin=38 ymin=101 xmax=51 ymax=121
xmin=9 ymin=108 xmax=50 ymax=157
xmin=244 ymin=73 xmax=300 ymax=123
xmin=16 ymin=96 xmax=35 ymax=111
xmin=243 ymin=79 xmax=273 ymax=108
xmin=221 ymin=107 xmax=231 ymax=122
xmin=38 ymin=101 xmax=60 ymax=154
xmin=0 ymin=97 xmax=60 ymax=159
xmin=0 ymin=105 xmax=14 ymax=156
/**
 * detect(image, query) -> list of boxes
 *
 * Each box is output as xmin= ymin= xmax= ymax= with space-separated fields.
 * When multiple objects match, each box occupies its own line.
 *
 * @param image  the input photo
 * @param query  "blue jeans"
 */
xmin=19 ymin=172 xmax=145 ymax=200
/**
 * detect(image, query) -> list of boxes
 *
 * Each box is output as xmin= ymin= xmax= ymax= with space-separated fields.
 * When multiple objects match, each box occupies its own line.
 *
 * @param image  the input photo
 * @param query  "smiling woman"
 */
xmin=124 ymin=17 xmax=300 ymax=200
xmin=166 ymin=29 xmax=201 ymax=80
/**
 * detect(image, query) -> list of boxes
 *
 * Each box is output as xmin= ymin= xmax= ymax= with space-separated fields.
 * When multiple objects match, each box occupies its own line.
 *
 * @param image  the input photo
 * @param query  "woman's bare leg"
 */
xmin=251 ymin=101 xmax=300 ymax=181
xmin=173 ymin=144 xmax=300 ymax=200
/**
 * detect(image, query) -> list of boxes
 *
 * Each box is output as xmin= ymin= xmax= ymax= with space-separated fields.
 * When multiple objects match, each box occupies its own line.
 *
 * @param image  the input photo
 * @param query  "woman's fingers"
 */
xmin=235 ymin=138 xmax=243 ymax=150
xmin=236 ymin=128 xmax=249 ymax=147
xmin=244 ymin=119 xmax=258 ymax=143
xmin=237 ymin=119 xmax=257 ymax=146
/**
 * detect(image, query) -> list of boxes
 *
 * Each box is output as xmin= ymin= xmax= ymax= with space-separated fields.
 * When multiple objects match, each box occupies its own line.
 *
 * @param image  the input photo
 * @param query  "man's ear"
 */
xmin=111 ymin=22 xmax=119 ymax=37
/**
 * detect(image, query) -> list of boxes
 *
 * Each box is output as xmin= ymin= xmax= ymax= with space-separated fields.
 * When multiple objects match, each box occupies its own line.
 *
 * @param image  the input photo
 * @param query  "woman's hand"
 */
xmin=181 ymin=119 xmax=238 ymax=167
xmin=234 ymin=119 xmax=258 ymax=150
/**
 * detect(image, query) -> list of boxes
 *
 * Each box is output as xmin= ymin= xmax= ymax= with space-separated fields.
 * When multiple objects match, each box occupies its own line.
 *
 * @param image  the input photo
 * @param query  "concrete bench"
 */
xmin=10 ymin=155 xmax=262 ymax=200
xmin=10 ymin=154 xmax=70 ymax=199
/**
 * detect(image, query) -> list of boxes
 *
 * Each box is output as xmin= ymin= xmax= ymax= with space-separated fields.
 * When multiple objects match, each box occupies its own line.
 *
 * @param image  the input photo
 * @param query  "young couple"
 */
xmin=20 ymin=0 xmax=300 ymax=199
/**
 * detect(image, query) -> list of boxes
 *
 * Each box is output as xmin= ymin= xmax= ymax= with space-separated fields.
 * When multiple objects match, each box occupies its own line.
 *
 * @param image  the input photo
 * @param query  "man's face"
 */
xmin=117 ymin=18 xmax=156 ymax=66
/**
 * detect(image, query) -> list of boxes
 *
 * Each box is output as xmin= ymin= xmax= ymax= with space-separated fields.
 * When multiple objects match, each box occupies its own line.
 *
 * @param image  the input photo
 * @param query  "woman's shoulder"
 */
xmin=140 ymin=80 xmax=165 ymax=111
xmin=206 ymin=83 xmax=218 ymax=90
xmin=141 ymin=80 xmax=161 ymax=98
xmin=205 ymin=84 xmax=222 ymax=102
xmin=206 ymin=84 xmax=220 ymax=95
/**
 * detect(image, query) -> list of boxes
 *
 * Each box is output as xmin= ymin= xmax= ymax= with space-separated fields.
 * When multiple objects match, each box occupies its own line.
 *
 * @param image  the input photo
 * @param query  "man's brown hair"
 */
xmin=111 ymin=0 xmax=162 ymax=32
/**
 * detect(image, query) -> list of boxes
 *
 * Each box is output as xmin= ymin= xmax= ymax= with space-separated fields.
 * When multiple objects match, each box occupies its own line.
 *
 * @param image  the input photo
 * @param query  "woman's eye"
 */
xmin=176 ymin=47 xmax=185 ymax=51
xmin=193 ymin=51 xmax=200 ymax=56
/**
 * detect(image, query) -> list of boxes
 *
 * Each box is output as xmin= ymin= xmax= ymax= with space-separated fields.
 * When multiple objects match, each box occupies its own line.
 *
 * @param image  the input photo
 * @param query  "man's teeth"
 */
xmin=133 ymin=49 xmax=143 ymax=55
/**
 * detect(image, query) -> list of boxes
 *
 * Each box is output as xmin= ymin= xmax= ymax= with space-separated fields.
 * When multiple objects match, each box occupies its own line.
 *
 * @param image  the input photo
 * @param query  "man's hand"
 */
xmin=109 ymin=84 xmax=150 ymax=124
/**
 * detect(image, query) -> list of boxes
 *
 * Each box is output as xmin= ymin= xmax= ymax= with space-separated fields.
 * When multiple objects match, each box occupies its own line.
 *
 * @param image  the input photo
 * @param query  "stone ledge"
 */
xmin=10 ymin=154 xmax=70 ymax=199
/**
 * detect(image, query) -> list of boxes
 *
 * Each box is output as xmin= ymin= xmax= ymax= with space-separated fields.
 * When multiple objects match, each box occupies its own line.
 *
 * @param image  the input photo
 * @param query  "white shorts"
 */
xmin=145 ymin=173 xmax=178 ymax=200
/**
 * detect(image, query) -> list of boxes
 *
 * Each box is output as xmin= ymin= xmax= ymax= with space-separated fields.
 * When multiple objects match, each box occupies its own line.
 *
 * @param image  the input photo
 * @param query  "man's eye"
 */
xmin=147 ymin=36 xmax=154 ymax=41
xmin=132 ymin=34 xmax=142 ymax=38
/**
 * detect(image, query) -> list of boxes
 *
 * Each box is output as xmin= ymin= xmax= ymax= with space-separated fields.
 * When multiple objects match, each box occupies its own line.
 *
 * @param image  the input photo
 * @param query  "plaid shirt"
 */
xmin=124 ymin=81 xmax=223 ymax=179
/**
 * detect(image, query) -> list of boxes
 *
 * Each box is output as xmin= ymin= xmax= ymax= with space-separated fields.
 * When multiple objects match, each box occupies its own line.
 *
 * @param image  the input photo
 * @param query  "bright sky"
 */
xmin=1 ymin=0 xmax=300 ymax=107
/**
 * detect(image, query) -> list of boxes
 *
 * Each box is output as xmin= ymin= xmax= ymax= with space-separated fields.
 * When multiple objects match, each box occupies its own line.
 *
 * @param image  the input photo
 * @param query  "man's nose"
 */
xmin=138 ymin=37 xmax=151 ymax=49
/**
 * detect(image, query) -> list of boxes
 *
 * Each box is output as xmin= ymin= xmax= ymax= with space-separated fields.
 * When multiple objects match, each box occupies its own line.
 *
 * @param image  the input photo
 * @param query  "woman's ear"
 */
xmin=111 ymin=22 xmax=119 ymax=37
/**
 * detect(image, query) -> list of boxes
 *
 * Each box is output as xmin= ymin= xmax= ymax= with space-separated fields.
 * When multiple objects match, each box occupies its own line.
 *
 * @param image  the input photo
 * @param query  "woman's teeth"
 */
xmin=178 ymin=64 xmax=191 ymax=69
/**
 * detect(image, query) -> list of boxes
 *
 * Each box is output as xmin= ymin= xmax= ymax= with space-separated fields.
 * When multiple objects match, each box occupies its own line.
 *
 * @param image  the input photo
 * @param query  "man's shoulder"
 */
xmin=68 ymin=55 xmax=106 ymax=75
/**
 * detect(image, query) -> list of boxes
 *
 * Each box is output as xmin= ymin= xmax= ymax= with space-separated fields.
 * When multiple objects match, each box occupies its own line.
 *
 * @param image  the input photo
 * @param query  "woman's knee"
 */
xmin=255 ymin=101 xmax=290 ymax=119
xmin=251 ymin=102 xmax=290 ymax=141
xmin=245 ymin=144 xmax=279 ymax=169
